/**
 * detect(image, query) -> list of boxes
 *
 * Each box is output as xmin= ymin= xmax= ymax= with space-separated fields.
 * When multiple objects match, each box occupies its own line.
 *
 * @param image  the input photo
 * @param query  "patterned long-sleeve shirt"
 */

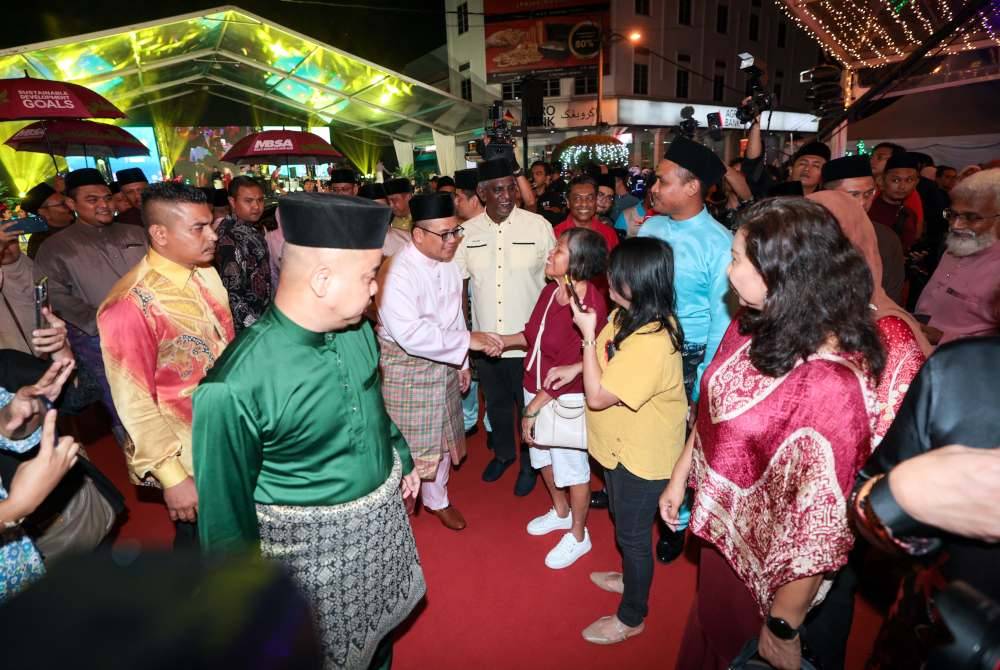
xmin=98 ymin=250 xmax=235 ymax=488
xmin=213 ymin=216 xmax=272 ymax=332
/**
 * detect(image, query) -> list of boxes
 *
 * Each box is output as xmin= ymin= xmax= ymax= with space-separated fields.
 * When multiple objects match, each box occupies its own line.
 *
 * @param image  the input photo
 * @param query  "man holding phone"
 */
xmin=21 ymin=182 xmax=75 ymax=259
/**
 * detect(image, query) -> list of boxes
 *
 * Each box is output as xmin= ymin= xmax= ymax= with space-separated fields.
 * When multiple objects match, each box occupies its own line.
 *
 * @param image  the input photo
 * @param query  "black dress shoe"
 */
xmin=513 ymin=467 xmax=537 ymax=496
xmin=590 ymin=489 xmax=609 ymax=509
xmin=482 ymin=457 xmax=513 ymax=482
xmin=656 ymin=528 xmax=686 ymax=564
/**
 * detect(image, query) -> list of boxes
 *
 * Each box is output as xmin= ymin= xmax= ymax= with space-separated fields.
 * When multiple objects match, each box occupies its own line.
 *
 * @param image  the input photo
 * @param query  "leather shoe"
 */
xmin=590 ymin=488 xmax=609 ymax=509
xmin=426 ymin=506 xmax=466 ymax=531
xmin=514 ymin=467 xmax=537 ymax=496
xmin=482 ymin=457 xmax=513 ymax=482
xmin=656 ymin=527 xmax=686 ymax=564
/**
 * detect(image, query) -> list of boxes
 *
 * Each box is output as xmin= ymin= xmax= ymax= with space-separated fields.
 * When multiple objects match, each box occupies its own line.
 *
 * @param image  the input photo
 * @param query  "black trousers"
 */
xmin=606 ymin=463 xmax=668 ymax=627
xmin=476 ymin=356 xmax=529 ymax=468
xmin=174 ymin=520 xmax=199 ymax=550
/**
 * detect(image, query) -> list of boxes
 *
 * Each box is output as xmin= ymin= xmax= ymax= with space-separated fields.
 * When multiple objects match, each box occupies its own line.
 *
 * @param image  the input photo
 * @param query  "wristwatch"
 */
xmin=766 ymin=615 xmax=800 ymax=641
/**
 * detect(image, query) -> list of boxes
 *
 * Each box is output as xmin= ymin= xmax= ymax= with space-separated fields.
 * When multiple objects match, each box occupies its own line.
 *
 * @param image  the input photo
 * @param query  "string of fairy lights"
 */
xmin=778 ymin=0 xmax=1000 ymax=70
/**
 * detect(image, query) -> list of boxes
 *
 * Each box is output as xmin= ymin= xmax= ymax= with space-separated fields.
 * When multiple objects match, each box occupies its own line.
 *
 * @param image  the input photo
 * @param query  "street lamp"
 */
xmin=596 ymin=29 xmax=641 ymax=127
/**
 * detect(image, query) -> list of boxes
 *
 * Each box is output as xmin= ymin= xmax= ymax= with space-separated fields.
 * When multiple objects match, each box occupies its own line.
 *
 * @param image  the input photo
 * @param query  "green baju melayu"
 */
xmin=193 ymin=305 xmax=425 ymax=670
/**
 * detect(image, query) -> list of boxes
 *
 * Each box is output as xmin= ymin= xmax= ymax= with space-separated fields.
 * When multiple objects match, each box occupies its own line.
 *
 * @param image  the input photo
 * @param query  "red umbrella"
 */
xmin=5 ymin=119 xmax=149 ymax=159
xmin=221 ymin=129 xmax=342 ymax=165
xmin=0 ymin=73 xmax=125 ymax=121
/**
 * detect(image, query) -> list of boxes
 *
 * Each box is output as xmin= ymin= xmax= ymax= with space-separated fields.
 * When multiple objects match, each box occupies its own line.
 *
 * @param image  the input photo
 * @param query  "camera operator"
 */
xmin=852 ymin=335 xmax=1000 ymax=669
xmin=739 ymin=100 xmax=829 ymax=200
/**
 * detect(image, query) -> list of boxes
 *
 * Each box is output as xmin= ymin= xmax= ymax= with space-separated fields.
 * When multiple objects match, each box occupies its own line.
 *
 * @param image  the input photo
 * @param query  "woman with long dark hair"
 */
xmin=662 ymin=198 xmax=884 ymax=669
xmin=569 ymin=237 xmax=688 ymax=645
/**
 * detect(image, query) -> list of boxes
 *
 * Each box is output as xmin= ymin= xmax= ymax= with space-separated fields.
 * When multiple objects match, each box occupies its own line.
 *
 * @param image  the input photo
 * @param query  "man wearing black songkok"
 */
xmin=384 ymin=177 xmax=414 ymax=232
xmin=194 ymin=193 xmax=425 ymax=670
xmin=114 ymin=167 xmax=148 ymax=227
xmin=21 ymin=181 xmax=75 ymax=258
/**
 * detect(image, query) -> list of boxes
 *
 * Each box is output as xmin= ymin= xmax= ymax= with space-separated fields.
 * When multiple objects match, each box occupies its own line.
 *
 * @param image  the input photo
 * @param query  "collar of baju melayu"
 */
xmin=148 ymin=249 xmax=197 ymax=290
xmin=406 ymin=241 xmax=442 ymax=269
xmin=269 ymin=303 xmax=329 ymax=347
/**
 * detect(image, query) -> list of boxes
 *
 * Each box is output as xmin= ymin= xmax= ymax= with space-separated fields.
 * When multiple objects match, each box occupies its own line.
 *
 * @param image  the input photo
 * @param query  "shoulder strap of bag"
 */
xmin=526 ymin=286 xmax=560 ymax=391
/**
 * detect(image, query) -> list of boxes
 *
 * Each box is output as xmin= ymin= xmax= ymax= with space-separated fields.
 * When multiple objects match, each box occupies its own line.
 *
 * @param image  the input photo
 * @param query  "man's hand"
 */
xmin=6 ymin=410 xmax=80 ymax=519
xmin=0 ymin=220 xmax=19 ymax=248
xmin=890 ymin=445 xmax=1000 ymax=542
xmin=470 ymin=331 xmax=504 ymax=357
xmin=757 ymin=623 xmax=801 ymax=670
xmin=163 ymin=476 xmax=198 ymax=523
xmin=400 ymin=470 xmax=420 ymax=501
xmin=32 ymin=307 xmax=72 ymax=359
xmin=543 ymin=364 xmax=582 ymax=391
xmin=458 ymin=369 xmax=472 ymax=394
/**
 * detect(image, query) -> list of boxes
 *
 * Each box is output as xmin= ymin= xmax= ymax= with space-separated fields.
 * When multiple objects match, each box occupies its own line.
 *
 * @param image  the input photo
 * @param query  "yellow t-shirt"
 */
xmin=587 ymin=312 xmax=687 ymax=480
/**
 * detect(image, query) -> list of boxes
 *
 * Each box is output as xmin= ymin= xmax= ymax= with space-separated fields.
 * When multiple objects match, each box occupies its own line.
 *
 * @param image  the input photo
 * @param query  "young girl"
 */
xmin=569 ymin=236 xmax=687 ymax=645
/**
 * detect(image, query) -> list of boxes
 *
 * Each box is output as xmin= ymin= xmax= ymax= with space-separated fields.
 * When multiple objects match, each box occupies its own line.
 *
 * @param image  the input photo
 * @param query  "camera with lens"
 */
xmin=928 ymin=581 xmax=1000 ymax=670
xmin=475 ymin=100 xmax=518 ymax=169
xmin=736 ymin=52 xmax=774 ymax=124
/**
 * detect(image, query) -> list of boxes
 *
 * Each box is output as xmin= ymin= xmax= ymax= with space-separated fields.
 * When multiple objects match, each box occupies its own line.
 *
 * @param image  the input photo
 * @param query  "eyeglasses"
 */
xmin=39 ymin=201 xmax=70 ymax=210
xmin=943 ymin=208 xmax=1000 ymax=224
xmin=415 ymin=225 xmax=464 ymax=241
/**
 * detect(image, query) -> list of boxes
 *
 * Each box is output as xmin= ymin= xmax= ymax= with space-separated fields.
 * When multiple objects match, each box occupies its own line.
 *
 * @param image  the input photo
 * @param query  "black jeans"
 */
xmin=681 ymin=343 xmax=707 ymax=403
xmin=605 ymin=463 xmax=668 ymax=627
xmin=477 ymin=356 xmax=528 ymax=468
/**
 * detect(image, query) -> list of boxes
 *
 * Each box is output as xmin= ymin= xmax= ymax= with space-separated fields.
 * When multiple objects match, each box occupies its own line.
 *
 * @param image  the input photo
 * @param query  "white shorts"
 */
xmin=524 ymin=389 xmax=591 ymax=488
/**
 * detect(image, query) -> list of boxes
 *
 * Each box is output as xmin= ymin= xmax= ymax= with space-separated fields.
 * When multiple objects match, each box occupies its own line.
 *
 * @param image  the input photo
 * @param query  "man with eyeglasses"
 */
xmin=376 ymin=194 xmax=504 ymax=530
xmin=328 ymin=168 xmax=359 ymax=197
xmin=455 ymin=158 xmax=556 ymax=496
xmin=915 ymin=168 xmax=1000 ymax=346
xmin=822 ymin=155 xmax=906 ymax=304
xmin=32 ymin=168 xmax=147 ymax=445
xmin=21 ymin=182 xmax=75 ymax=259
xmin=595 ymin=174 xmax=616 ymax=228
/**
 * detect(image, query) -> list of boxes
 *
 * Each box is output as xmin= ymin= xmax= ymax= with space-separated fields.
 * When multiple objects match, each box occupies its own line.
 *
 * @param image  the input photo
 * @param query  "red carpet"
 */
xmin=87 ymin=429 xmax=885 ymax=669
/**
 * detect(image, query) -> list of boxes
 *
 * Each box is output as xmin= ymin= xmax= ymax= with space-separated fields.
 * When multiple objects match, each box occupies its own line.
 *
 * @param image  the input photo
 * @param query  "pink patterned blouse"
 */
xmin=872 ymin=315 xmax=925 ymax=449
xmin=689 ymin=320 xmax=878 ymax=615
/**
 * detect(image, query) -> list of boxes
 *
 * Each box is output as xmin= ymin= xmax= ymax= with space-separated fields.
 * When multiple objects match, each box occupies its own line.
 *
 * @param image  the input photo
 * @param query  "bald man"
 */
xmin=98 ymin=182 xmax=235 ymax=546
xmin=193 ymin=194 xmax=425 ymax=670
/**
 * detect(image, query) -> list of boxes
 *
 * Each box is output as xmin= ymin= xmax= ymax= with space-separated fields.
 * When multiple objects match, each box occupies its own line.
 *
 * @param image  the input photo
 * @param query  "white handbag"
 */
xmin=525 ymin=288 xmax=588 ymax=451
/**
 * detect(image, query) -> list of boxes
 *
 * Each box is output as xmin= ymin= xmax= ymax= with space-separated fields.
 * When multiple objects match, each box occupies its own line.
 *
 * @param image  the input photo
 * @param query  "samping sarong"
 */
xmin=379 ymin=339 xmax=465 ymax=479
xmin=256 ymin=455 xmax=425 ymax=670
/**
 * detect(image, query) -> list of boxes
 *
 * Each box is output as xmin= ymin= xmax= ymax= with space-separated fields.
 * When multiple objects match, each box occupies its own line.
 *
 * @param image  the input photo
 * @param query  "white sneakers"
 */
xmin=526 ymin=507 xmax=573 ymax=536
xmin=527 ymin=509 xmax=592 ymax=569
xmin=545 ymin=529 xmax=592 ymax=569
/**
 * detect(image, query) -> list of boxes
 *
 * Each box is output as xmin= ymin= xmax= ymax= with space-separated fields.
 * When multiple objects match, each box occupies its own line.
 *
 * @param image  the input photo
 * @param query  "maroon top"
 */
xmin=523 ymin=281 xmax=608 ymax=397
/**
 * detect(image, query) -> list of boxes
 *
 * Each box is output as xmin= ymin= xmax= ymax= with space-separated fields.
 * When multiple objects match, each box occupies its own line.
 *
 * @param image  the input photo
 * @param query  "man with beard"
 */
xmin=21 ymin=182 xmax=75 ymax=259
xmin=194 ymin=193 xmax=424 ymax=670
xmin=99 ymin=183 xmax=233 ymax=542
xmin=214 ymin=176 xmax=272 ymax=332
xmin=114 ymin=168 xmax=149 ymax=227
xmin=33 ymin=168 xmax=147 ymax=444
xmin=455 ymin=158 xmax=555 ymax=496
xmin=595 ymin=174 xmax=616 ymax=228
xmin=822 ymin=155 xmax=906 ymax=304
xmin=376 ymin=194 xmax=503 ymax=530
xmin=915 ymin=168 xmax=1000 ymax=345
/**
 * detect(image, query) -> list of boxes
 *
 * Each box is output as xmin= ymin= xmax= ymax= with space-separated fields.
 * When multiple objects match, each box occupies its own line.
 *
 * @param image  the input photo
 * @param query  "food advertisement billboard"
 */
xmin=484 ymin=1 xmax=610 ymax=84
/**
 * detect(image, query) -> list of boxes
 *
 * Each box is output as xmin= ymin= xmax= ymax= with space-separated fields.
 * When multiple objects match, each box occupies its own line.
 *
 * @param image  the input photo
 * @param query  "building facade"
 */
xmin=443 ymin=0 xmax=822 ymax=167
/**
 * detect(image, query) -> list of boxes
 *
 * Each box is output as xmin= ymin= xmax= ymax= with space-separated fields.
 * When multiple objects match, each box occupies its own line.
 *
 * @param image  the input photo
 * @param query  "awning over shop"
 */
xmin=0 ymin=5 xmax=486 ymax=146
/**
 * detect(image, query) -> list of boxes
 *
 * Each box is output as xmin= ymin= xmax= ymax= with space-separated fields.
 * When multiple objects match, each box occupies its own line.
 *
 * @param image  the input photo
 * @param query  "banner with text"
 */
xmin=484 ymin=1 xmax=610 ymax=84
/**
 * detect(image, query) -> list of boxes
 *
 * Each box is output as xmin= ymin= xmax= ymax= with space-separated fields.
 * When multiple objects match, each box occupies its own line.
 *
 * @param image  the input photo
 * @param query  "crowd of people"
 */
xmin=0 ymin=106 xmax=998 ymax=670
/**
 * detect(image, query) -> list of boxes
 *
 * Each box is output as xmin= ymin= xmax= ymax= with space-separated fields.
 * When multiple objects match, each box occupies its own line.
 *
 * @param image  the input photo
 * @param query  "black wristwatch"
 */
xmin=766 ymin=615 xmax=800 ymax=641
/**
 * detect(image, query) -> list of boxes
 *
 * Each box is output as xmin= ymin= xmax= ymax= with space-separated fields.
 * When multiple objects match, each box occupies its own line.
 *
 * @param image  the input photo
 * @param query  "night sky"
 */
xmin=0 ymin=1 xmax=447 ymax=71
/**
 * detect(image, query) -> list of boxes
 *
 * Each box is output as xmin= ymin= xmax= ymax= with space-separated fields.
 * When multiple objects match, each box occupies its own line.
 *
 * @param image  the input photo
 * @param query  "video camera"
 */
xmin=929 ymin=581 xmax=1000 ymax=669
xmin=735 ymin=52 xmax=774 ymax=124
xmin=475 ymin=101 xmax=518 ymax=169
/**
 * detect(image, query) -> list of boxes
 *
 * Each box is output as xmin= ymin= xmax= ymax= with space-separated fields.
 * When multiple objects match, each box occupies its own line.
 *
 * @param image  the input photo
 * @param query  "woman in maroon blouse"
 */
xmin=501 ymin=227 xmax=609 ymax=570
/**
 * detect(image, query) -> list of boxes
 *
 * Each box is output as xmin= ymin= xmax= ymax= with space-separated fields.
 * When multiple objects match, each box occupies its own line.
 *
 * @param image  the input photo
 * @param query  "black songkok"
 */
xmin=278 ymin=192 xmax=389 ymax=250
xmin=476 ymin=157 xmax=513 ymax=182
xmin=199 ymin=187 xmax=229 ymax=208
xmin=435 ymin=176 xmax=455 ymax=190
xmin=64 ymin=168 xmax=107 ymax=193
xmin=792 ymin=141 xmax=831 ymax=163
xmin=410 ymin=193 xmax=455 ymax=223
xmin=115 ymin=167 xmax=148 ymax=185
xmin=358 ymin=183 xmax=387 ymax=200
xmin=453 ymin=168 xmax=479 ymax=191
xmin=665 ymin=136 xmax=726 ymax=187
xmin=885 ymin=152 xmax=921 ymax=172
xmin=384 ymin=177 xmax=412 ymax=195
xmin=596 ymin=174 xmax=614 ymax=190
xmin=21 ymin=182 xmax=56 ymax=214
xmin=822 ymin=155 xmax=872 ymax=184
xmin=328 ymin=168 xmax=356 ymax=185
